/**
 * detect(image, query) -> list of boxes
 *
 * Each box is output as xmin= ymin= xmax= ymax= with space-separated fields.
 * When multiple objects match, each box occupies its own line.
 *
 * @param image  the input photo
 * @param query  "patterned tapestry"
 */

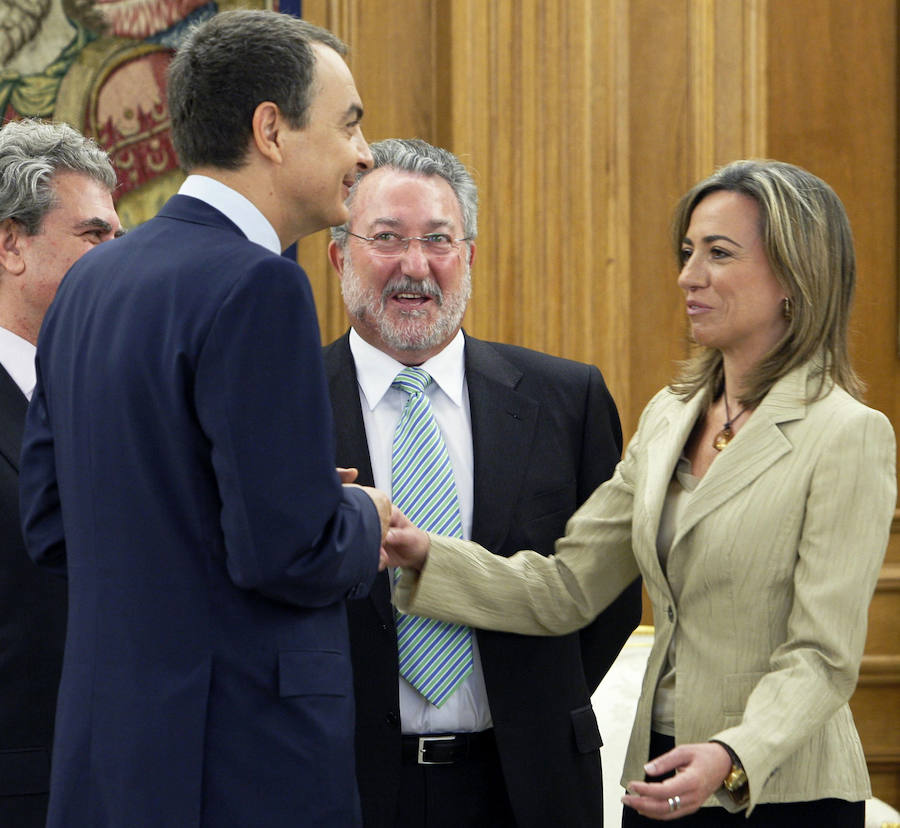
xmin=1 ymin=0 xmax=277 ymax=227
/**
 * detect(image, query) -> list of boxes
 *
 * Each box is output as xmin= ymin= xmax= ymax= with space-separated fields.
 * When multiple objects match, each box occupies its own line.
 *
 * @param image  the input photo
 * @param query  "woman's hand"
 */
xmin=621 ymin=741 xmax=733 ymax=820
xmin=383 ymin=507 xmax=430 ymax=570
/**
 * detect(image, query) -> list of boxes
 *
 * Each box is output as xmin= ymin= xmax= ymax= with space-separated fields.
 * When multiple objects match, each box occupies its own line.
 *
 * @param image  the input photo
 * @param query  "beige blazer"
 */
xmin=396 ymin=361 xmax=897 ymax=813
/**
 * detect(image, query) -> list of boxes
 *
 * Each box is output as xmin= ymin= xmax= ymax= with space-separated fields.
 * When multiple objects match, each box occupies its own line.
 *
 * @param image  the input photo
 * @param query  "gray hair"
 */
xmin=331 ymin=138 xmax=478 ymax=246
xmin=0 ymin=118 xmax=116 ymax=235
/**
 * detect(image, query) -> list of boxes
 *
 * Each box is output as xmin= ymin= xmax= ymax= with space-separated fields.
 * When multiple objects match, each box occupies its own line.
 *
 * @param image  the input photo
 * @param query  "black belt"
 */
xmin=400 ymin=730 xmax=496 ymax=765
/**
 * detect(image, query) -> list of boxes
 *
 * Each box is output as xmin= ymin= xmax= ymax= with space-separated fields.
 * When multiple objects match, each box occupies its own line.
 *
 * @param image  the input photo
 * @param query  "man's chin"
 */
xmin=326 ymin=202 xmax=350 ymax=231
xmin=377 ymin=323 xmax=437 ymax=354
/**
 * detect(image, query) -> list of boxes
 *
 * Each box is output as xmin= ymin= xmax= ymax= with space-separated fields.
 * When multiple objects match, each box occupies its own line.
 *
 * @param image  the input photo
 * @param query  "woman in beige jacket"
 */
xmin=386 ymin=160 xmax=896 ymax=826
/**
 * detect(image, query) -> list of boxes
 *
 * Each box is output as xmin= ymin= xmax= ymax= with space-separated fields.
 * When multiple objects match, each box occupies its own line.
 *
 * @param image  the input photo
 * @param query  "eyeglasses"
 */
xmin=347 ymin=230 xmax=471 ymax=257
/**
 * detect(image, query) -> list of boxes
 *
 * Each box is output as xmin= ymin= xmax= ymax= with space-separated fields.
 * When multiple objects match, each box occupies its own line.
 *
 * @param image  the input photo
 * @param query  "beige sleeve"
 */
xmin=394 ymin=412 xmax=644 ymax=635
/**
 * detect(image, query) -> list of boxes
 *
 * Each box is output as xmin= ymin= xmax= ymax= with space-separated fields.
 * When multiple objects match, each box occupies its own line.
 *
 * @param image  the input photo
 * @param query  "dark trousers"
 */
xmin=396 ymin=730 xmax=516 ymax=828
xmin=621 ymin=732 xmax=864 ymax=828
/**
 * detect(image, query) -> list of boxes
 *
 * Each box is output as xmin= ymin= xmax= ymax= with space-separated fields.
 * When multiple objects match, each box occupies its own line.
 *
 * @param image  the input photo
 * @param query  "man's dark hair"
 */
xmin=167 ymin=10 xmax=346 ymax=171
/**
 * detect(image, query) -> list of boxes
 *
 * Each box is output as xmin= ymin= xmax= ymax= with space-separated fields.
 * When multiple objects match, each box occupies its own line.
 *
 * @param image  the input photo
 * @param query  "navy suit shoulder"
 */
xmin=324 ymin=330 xmax=641 ymax=828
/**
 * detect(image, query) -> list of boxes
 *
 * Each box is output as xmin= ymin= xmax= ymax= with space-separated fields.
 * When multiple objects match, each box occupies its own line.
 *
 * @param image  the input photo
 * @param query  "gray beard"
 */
xmin=340 ymin=257 xmax=471 ymax=354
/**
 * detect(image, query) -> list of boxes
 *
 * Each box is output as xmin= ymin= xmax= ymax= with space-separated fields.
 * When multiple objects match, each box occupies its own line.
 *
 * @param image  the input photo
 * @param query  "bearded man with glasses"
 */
xmin=324 ymin=138 xmax=642 ymax=828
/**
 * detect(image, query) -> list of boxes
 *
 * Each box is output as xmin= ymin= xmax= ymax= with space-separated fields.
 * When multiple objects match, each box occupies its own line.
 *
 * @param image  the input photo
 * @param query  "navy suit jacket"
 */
xmin=324 ymin=332 xmax=642 ymax=828
xmin=0 ymin=364 xmax=66 ymax=827
xmin=20 ymin=196 xmax=383 ymax=828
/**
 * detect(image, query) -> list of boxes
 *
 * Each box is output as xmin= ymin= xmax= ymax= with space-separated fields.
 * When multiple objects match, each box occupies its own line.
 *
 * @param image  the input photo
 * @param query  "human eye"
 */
xmin=370 ymin=231 xmax=404 ymax=253
xmin=679 ymin=246 xmax=693 ymax=264
xmin=422 ymin=233 xmax=453 ymax=252
xmin=710 ymin=246 xmax=731 ymax=260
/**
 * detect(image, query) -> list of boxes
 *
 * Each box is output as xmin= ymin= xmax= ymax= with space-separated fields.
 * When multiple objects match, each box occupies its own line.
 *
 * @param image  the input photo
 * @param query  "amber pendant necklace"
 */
xmin=712 ymin=394 xmax=748 ymax=452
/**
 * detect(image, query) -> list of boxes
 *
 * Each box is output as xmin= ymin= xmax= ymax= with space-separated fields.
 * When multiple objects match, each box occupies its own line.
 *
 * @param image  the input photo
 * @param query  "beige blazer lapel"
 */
xmin=637 ymin=391 xmax=706 ymax=584
xmin=672 ymin=364 xmax=809 ymax=548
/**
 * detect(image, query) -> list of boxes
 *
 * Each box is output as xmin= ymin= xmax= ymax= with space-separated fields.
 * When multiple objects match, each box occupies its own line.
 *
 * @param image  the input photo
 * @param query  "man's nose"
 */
xmin=354 ymin=129 xmax=373 ymax=171
xmin=398 ymin=240 xmax=431 ymax=277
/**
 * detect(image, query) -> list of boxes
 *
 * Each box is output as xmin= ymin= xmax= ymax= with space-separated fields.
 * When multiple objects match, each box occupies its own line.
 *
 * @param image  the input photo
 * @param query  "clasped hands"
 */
xmin=337 ymin=468 xmax=429 ymax=571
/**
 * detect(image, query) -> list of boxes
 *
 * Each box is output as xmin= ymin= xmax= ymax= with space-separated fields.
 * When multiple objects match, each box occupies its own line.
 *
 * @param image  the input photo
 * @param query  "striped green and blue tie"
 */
xmin=391 ymin=366 xmax=473 ymax=707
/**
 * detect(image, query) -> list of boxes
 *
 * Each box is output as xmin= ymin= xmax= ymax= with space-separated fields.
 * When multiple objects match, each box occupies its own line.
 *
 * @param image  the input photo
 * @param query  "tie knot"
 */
xmin=392 ymin=366 xmax=432 ymax=396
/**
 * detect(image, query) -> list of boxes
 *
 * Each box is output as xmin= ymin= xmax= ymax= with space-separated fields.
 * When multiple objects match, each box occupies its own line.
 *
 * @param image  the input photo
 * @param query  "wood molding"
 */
xmin=687 ymin=0 xmax=715 ymax=178
xmin=879 ymin=563 xmax=900 ymax=590
xmin=687 ymin=0 xmax=768 ymax=175
xmin=868 ymin=754 xmax=900 ymax=767
xmin=606 ymin=0 xmax=632 ymax=413
xmin=858 ymin=654 xmax=900 ymax=685
xmin=742 ymin=0 xmax=767 ymax=156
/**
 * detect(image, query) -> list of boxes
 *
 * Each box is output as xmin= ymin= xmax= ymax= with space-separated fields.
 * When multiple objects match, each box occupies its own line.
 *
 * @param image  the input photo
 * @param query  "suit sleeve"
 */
xmin=195 ymin=257 xmax=381 ymax=607
xmin=710 ymin=406 xmax=896 ymax=812
xmin=574 ymin=365 xmax=643 ymax=691
xmin=19 ymin=353 xmax=67 ymax=577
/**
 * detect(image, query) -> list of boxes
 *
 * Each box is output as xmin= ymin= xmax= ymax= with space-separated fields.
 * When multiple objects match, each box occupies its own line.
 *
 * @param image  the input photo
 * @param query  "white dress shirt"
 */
xmin=349 ymin=328 xmax=493 ymax=734
xmin=0 ymin=326 xmax=36 ymax=399
xmin=178 ymin=175 xmax=281 ymax=254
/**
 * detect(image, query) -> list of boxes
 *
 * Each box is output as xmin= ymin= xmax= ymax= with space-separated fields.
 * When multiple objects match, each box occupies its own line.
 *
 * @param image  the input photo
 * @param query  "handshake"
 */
xmin=338 ymin=468 xmax=429 ymax=571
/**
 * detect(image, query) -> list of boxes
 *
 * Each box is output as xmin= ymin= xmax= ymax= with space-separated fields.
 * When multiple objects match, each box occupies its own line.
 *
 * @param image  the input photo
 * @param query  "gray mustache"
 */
xmin=382 ymin=276 xmax=443 ymax=305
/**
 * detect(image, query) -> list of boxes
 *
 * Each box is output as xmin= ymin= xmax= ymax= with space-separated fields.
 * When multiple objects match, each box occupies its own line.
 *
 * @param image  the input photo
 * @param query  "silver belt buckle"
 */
xmin=417 ymin=734 xmax=456 ymax=765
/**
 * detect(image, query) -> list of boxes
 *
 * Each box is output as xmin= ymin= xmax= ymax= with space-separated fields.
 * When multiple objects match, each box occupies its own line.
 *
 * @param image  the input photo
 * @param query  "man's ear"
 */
xmin=250 ymin=101 xmax=288 ymax=164
xmin=328 ymin=240 xmax=345 ymax=276
xmin=467 ymin=241 xmax=476 ymax=269
xmin=0 ymin=219 xmax=26 ymax=275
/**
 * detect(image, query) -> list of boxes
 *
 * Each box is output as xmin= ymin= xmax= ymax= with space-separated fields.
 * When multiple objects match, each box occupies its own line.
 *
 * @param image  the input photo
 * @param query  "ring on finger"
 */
xmin=667 ymin=797 xmax=676 ymax=812
xmin=667 ymin=795 xmax=681 ymax=812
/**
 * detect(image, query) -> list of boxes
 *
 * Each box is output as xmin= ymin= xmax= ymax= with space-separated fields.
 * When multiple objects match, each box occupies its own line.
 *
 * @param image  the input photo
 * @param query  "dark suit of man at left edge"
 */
xmin=0 ymin=119 xmax=122 ymax=828
xmin=18 ymin=11 xmax=389 ymax=828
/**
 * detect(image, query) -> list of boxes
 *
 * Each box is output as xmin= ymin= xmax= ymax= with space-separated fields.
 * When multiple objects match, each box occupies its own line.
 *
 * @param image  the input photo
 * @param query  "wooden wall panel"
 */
xmin=297 ymin=0 xmax=899 ymax=805
xmin=765 ymin=2 xmax=899 ymax=805
xmin=300 ymin=1 xmax=770 ymax=437
xmin=622 ymin=0 xmax=688 ymax=430
xmin=299 ymin=1 xmax=897 ymax=443
xmin=765 ymin=0 xmax=898 ymax=449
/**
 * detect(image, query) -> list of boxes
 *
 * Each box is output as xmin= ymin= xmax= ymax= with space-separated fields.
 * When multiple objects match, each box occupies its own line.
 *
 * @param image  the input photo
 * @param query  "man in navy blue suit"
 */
xmin=19 ymin=11 xmax=389 ymax=828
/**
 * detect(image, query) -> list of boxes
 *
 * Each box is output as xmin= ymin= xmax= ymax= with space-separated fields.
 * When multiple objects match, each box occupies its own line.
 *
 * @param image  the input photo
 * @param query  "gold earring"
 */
xmin=782 ymin=297 xmax=793 ymax=321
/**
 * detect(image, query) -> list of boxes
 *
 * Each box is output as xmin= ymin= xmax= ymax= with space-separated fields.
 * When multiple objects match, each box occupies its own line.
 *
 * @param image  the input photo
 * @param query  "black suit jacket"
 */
xmin=324 ymin=332 xmax=642 ymax=828
xmin=0 ymin=363 xmax=66 ymax=826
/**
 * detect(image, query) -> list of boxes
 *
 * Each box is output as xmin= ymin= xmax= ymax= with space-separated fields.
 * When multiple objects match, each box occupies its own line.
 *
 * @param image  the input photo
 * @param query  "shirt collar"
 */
xmin=0 ymin=326 xmax=36 ymax=399
xmin=348 ymin=328 xmax=466 ymax=410
xmin=178 ymin=175 xmax=281 ymax=254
